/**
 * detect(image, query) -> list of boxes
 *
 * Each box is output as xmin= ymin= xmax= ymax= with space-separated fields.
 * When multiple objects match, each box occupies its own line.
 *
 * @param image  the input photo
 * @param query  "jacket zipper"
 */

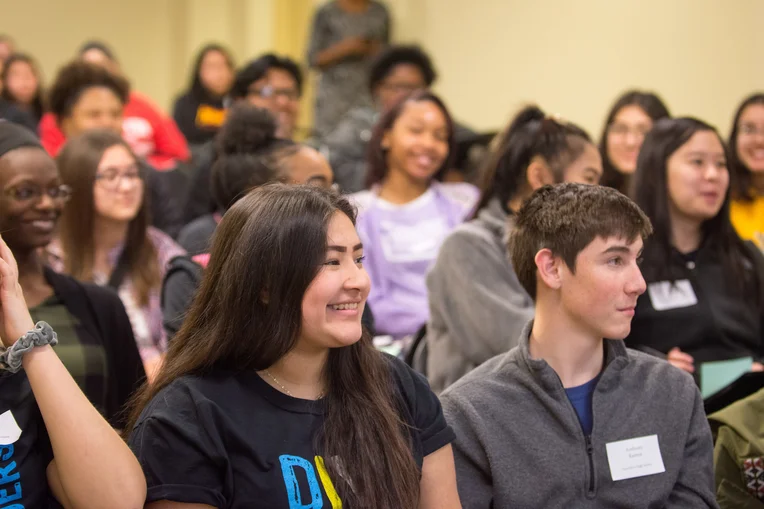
xmin=585 ymin=435 xmax=595 ymax=496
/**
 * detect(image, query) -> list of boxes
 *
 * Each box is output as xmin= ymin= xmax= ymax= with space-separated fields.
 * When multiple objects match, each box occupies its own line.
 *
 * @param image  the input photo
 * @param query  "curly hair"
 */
xmin=48 ymin=60 xmax=129 ymax=119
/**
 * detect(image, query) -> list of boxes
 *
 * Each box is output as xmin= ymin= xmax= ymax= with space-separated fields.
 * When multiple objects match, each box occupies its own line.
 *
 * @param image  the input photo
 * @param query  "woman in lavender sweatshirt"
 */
xmin=350 ymin=90 xmax=478 ymax=340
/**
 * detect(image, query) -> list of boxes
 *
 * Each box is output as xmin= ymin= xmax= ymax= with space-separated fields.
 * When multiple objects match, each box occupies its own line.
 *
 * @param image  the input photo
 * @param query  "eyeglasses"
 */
xmin=247 ymin=84 xmax=300 ymax=102
xmin=608 ymin=124 xmax=651 ymax=138
xmin=94 ymin=166 xmax=142 ymax=191
xmin=739 ymin=124 xmax=764 ymax=137
xmin=3 ymin=184 xmax=72 ymax=204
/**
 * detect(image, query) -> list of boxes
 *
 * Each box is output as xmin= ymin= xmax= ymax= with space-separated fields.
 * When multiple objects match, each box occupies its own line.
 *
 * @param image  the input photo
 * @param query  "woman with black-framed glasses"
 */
xmin=48 ymin=129 xmax=185 ymax=383
xmin=0 ymin=121 xmax=145 ymax=430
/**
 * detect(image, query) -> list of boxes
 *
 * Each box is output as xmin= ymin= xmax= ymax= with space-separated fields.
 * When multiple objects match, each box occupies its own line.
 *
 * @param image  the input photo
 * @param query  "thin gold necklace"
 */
xmin=264 ymin=369 xmax=324 ymax=400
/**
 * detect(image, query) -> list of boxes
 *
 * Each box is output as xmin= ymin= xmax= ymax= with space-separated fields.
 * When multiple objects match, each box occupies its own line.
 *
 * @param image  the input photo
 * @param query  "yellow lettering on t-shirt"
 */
xmin=315 ymin=455 xmax=342 ymax=508
xmin=195 ymin=105 xmax=226 ymax=128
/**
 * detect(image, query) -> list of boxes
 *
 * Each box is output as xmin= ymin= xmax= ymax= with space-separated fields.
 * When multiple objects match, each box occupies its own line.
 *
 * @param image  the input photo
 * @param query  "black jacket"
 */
xmin=626 ymin=242 xmax=764 ymax=370
xmin=172 ymin=93 xmax=226 ymax=146
xmin=45 ymin=268 xmax=145 ymax=427
xmin=183 ymin=142 xmax=217 ymax=224
xmin=144 ymin=160 xmax=187 ymax=239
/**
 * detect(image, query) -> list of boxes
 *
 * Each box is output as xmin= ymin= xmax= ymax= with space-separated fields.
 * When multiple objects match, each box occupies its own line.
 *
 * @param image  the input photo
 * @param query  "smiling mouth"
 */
xmin=329 ymin=303 xmax=359 ymax=311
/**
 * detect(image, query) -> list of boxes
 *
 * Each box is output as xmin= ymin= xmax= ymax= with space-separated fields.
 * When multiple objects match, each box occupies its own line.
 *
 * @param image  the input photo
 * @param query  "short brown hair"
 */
xmin=509 ymin=183 xmax=652 ymax=300
xmin=48 ymin=60 xmax=129 ymax=120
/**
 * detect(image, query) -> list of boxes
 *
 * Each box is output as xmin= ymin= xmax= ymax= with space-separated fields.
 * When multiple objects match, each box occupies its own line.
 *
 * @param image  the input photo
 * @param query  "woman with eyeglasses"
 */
xmin=728 ymin=93 xmax=764 ymax=243
xmin=307 ymin=0 xmax=390 ymax=140
xmin=598 ymin=90 xmax=671 ymax=194
xmin=0 ymin=121 xmax=145 ymax=429
xmin=48 ymin=129 xmax=185 ymax=382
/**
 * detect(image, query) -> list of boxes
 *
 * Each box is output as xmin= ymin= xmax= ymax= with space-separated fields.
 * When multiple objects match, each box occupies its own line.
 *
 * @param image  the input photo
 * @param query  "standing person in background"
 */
xmin=173 ymin=44 xmax=235 ymax=148
xmin=307 ymin=0 xmax=390 ymax=141
xmin=1 ymin=53 xmax=45 ymax=127
xmin=627 ymin=117 xmax=764 ymax=376
xmin=50 ymin=130 xmax=185 ymax=382
xmin=323 ymin=44 xmax=436 ymax=193
xmin=728 ymin=93 xmax=764 ymax=243
xmin=39 ymin=40 xmax=191 ymax=171
xmin=0 ymin=121 xmax=144 ymax=427
xmin=426 ymin=106 xmax=602 ymax=392
xmin=351 ymin=90 xmax=478 ymax=341
xmin=183 ymin=53 xmax=304 ymax=223
xmin=599 ymin=90 xmax=670 ymax=194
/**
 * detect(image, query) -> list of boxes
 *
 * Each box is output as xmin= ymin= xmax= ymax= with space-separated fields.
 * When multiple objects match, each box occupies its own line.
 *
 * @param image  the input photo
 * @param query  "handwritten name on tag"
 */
xmin=606 ymin=434 xmax=665 ymax=481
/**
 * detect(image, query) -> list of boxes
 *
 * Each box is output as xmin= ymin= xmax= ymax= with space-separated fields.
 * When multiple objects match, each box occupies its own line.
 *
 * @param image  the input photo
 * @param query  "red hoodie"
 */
xmin=39 ymin=91 xmax=190 ymax=170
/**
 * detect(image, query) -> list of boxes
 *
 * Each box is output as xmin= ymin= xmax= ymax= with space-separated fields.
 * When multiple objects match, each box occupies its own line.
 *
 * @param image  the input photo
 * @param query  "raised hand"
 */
xmin=0 ymin=235 xmax=34 ymax=347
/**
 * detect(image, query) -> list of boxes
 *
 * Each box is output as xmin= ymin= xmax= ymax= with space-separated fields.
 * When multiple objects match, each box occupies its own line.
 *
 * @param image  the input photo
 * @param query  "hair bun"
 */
xmin=216 ymin=104 xmax=278 ymax=156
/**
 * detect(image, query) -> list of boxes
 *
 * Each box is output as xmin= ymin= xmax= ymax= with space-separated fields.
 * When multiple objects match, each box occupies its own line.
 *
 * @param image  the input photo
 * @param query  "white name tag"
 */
xmin=0 ymin=410 xmax=22 ymax=445
xmin=606 ymin=434 xmax=665 ymax=481
xmin=647 ymin=280 xmax=698 ymax=311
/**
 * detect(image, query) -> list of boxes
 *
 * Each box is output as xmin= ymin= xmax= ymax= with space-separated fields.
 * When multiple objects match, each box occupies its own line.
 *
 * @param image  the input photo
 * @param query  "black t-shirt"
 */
xmin=0 ymin=371 xmax=54 ymax=508
xmin=129 ymin=355 xmax=454 ymax=508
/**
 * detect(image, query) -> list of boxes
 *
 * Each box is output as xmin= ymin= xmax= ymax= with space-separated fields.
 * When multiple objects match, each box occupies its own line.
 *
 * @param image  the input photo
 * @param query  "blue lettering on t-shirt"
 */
xmin=0 ymin=444 xmax=22 ymax=508
xmin=279 ymin=455 xmax=323 ymax=509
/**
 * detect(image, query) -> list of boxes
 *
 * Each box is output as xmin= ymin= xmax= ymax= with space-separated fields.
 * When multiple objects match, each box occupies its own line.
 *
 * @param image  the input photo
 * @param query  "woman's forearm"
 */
xmin=24 ymin=345 xmax=146 ymax=508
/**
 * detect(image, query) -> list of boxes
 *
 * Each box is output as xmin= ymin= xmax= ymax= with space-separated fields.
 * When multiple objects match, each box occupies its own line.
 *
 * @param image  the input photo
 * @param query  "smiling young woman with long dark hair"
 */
xmin=126 ymin=184 xmax=460 ymax=508
xmin=626 ymin=117 xmax=764 ymax=376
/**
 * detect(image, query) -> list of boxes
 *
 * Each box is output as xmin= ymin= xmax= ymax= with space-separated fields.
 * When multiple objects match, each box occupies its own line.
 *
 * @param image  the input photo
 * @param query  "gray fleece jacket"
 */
xmin=426 ymin=198 xmax=534 ymax=393
xmin=441 ymin=322 xmax=719 ymax=509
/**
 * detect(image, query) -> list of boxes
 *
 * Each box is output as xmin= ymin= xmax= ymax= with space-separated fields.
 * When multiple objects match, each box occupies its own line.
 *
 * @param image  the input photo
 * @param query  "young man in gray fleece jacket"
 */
xmin=441 ymin=183 xmax=718 ymax=508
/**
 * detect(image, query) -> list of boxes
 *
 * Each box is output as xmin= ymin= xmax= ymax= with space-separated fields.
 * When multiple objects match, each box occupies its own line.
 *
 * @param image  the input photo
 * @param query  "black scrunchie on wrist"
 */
xmin=0 ymin=322 xmax=58 ymax=373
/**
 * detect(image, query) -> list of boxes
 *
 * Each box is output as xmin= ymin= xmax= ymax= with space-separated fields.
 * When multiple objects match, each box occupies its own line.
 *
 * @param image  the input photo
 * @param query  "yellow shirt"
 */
xmin=730 ymin=196 xmax=764 ymax=242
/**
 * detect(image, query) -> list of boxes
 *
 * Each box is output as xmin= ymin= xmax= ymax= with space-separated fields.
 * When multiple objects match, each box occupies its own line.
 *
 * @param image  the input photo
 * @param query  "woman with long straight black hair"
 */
xmin=627 ymin=117 xmax=764 ymax=377
xmin=127 ymin=184 xmax=461 ymax=508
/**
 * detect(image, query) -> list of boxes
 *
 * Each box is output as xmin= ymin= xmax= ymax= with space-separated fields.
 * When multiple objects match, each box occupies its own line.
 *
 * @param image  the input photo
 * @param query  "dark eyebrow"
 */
xmin=602 ymin=245 xmax=631 ymax=255
xmin=327 ymin=243 xmax=363 ymax=253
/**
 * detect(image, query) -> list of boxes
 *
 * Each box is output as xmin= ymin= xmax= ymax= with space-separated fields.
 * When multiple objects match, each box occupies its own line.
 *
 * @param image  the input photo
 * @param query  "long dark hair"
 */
xmin=57 ymin=129 xmax=159 ymax=305
xmin=125 ymin=184 xmax=420 ymax=508
xmin=728 ymin=93 xmax=764 ymax=202
xmin=188 ymin=44 xmax=235 ymax=102
xmin=599 ymin=90 xmax=671 ymax=194
xmin=1 ymin=53 xmax=45 ymax=121
xmin=366 ymin=89 xmax=455 ymax=188
xmin=632 ymin=117 xmax=761 ymax=302
xmin=474 ymin=105 xmax=592 ymax=215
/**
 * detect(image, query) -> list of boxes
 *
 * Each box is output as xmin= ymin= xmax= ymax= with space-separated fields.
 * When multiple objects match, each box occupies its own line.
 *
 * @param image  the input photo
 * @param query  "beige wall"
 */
xmin=0 ymin=0 xmax=280 ymax=114
xmin=3 ymin=0 xmax=763 ymax=140
xmin=408 ymin=0 xmax=764 ymax=138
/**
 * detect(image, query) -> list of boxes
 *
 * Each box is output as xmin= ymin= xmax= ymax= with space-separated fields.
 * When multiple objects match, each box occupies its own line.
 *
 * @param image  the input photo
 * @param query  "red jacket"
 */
xmin=39 ymin=91 xmax=190 ymax=170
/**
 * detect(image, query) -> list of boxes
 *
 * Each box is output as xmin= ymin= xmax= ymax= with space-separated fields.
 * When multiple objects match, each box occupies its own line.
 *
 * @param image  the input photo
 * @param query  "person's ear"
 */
xmin=534 ymin=248 xmax=563 ymax=291
xmin=381 ymin=130 xmax=392 ymax=150
xmin=527 ymin=156 xmax=555 ymax=190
